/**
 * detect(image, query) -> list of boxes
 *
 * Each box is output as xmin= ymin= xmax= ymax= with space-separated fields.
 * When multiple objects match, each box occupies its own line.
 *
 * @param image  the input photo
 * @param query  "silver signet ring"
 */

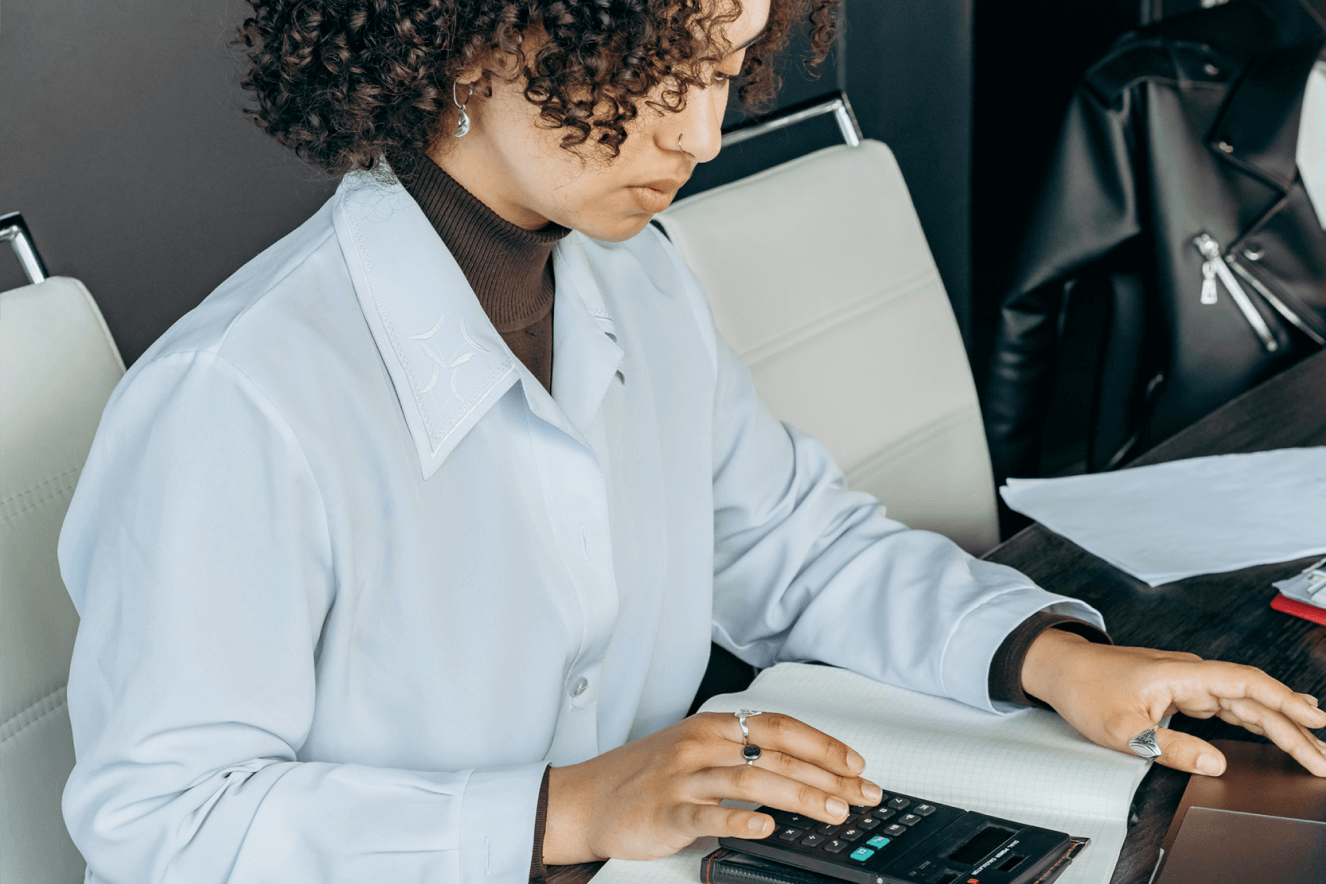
xmin=1128 ymin=727 xmax=1163 ymax=759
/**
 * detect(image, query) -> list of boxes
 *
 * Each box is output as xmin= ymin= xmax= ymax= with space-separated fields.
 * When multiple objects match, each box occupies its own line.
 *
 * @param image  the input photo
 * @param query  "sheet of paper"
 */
xmin=1000 ymin=447 xmax=1326 ymax=587
xmin=1299 ymin=61 xmax=1326 ymax=230
xmin=593 ymin=664 xmax=1152 ymax=884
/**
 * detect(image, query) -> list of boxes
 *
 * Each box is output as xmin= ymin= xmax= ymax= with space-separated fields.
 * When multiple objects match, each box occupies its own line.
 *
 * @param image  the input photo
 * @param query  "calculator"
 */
xmin=717 ymin=789 xmax=1081 ymax=884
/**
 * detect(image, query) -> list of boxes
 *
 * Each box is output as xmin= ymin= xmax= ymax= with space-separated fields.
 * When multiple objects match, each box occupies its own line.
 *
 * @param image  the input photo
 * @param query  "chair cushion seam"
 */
xmin=0 ymin=684 xmax=69 ymax=747
xmin=842 ymin=403 xmax=985 ymax=483
xmin=0 ymin=465 xmax=82 ymax=522
xmin=738 ymin=268 xmax=940 ymax=366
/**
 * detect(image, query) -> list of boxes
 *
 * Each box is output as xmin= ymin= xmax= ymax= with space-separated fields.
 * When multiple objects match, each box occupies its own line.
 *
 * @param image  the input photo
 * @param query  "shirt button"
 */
xmin=570 ymin=677 xmax=589 ymax=697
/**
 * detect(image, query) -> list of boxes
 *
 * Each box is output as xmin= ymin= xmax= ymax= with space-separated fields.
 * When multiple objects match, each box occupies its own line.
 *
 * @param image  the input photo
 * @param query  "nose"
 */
xmin=661 ymin=84 xmax=726 ymax=163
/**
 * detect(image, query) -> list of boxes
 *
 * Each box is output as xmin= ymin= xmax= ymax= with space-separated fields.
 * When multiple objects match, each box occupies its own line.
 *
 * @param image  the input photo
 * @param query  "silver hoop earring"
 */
xmin=677 ymin=133 xmax=687 ymax=155
xmin=453 ymin=81 xmax=472 ymax=138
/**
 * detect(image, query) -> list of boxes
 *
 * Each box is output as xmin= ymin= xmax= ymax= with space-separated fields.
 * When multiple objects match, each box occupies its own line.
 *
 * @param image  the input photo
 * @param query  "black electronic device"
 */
xmin=716 ymin=789 xmax=1083 ymax=884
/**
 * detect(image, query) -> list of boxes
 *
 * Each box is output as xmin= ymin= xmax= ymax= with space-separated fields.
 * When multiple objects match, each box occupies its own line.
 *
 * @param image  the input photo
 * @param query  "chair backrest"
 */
xmin=1 ymin=274 xmax=124 ymax=883
xmin=656 ymin=140 xmax=998 ymax=554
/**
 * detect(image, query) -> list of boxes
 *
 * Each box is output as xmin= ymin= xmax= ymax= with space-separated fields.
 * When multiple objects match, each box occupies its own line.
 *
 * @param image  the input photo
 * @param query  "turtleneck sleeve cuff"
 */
xmin=988 ymin=613 xmax=1112 ymax=708
xmin=529 ymin=765 xmax=551 ymax=884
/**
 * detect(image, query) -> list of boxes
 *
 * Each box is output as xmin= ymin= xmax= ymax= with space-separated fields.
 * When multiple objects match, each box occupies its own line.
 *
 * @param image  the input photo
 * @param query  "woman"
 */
xmin=59 ymin=1 xmax=1326 ymax=881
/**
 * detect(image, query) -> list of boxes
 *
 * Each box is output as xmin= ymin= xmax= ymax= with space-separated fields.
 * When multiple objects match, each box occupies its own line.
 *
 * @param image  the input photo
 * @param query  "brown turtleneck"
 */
xmin=396 ymin=153 xmax=568 ymax=394
xmin=392 ymin=151 xmax=1109 ymax=881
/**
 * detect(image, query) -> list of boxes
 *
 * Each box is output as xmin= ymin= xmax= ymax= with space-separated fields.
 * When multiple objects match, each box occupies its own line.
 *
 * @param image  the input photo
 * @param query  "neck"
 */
xmin=394 ymin=151 xmax=568 ymax=331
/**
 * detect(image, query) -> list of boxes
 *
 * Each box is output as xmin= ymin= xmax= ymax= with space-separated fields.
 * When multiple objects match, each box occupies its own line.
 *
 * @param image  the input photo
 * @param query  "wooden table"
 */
xmin=550 ymin=348 xmax=1326 ymax=884
xmin=983 ymin=347 xmax=1326 ymax=884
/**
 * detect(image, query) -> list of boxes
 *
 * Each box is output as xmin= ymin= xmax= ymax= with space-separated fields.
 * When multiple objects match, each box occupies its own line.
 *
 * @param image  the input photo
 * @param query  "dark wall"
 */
xmin=1 ymin=1 xmax=338 ymax=365
xmin=2 ymin=1 xmax=973 ymax=366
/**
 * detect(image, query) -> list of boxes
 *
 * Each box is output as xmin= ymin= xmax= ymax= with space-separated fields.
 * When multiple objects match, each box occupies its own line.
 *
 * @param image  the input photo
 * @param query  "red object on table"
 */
xmin=1270 ymin=593 xmax=1326 ymax=627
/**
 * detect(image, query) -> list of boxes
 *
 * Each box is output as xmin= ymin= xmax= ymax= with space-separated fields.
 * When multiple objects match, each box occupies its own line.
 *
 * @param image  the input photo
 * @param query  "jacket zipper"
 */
xmin=1227 ymin=255 xmax=1326 ymax=346
xmin=1192 ymin=233 xmax=1279 ymax=353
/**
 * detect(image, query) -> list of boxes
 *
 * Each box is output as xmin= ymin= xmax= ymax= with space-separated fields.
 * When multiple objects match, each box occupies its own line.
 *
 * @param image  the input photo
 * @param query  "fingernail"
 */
xmin=1196 ymin=754 xmax=1224 ymax=776
xmin=862 ymin=781 xmax=883 ymax=803
xmin=749 ymin=816 xmax=770 ymax=833
xmin=846 ymin=749 xmax=865 ymax=773
xmin=827 ymin=797 xmax=848 ymax=817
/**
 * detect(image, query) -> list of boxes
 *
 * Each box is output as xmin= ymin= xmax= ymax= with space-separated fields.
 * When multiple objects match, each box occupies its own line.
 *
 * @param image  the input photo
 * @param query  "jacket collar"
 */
xmin=1208 ymin=0 xmax=1326 ymax=189
xmin=332 ymin=173 xmax=623 ymax=479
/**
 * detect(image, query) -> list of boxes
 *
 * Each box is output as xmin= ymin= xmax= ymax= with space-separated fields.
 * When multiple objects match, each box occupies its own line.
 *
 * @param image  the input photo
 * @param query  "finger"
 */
xmin=1223 ymin=698 xmax=1326 ymax=777
xmin=1147 ymin=728 xmax=1228 ymax=777
xmin=753 ymin=747 xmax=883 ymax=807
xmin=677 ymin=803 xmax=776 ymax=841
xmin=1194 ymin=665 xmax=1326 ymax=731
xmin=734 ymin=713 xmax=866 ymax=778
xmin=700 ymin=762 xmax=854 ymax=824
xmin=1216 ymin=707 xmax=1265 ymax=736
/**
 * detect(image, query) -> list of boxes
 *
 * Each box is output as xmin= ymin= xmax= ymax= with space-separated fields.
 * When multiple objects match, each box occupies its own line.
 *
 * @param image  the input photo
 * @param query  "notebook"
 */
xmin=591 ymin=663 xmax=1154 ymax=884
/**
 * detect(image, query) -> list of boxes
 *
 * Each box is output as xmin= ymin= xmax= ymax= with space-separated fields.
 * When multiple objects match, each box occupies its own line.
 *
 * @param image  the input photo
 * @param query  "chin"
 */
xmin=573 ymin=213 xmax=656 ymax=243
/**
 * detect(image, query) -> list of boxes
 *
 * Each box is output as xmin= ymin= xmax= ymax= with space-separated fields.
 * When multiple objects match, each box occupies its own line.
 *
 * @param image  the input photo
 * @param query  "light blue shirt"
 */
xmin=59 ymin=174 xmax=1103 ymax=884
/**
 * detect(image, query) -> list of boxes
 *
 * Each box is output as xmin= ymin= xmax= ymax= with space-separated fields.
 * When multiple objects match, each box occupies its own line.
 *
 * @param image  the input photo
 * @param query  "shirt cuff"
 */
xmin=530 ymin=765 xmax=551 ymax=884
xmin=988 ymin=612 xmax=1112 ymax=708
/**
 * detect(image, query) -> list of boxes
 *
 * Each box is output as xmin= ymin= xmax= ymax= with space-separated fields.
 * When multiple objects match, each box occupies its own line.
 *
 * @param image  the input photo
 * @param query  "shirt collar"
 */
xmin=332 ymin=172 xmax=623 ymax=479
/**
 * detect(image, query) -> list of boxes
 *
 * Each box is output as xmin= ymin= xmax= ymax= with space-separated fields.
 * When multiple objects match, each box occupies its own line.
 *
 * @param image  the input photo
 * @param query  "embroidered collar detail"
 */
xmin=332 ymin=173 xmax=623 ymax=479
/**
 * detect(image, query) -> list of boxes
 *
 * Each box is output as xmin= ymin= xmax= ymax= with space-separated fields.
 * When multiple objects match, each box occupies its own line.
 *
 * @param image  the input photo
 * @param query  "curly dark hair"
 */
xmin=237 ymin=0 xmax=839 ymax=176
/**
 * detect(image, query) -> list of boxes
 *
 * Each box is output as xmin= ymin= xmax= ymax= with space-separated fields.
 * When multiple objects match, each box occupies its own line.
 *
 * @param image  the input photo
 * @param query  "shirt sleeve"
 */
xmin=705 ymin=333 xmax=1107 ymax=714
xmin=59 ymin=350 xmax=546 ymax=884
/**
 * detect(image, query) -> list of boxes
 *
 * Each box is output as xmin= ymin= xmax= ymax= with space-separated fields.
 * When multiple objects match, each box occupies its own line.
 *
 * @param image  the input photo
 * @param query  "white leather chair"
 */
xmin=1 ymin=213 xmax=124 ymax=883
xmin=656 ymin=139 xmax=999 ymax=554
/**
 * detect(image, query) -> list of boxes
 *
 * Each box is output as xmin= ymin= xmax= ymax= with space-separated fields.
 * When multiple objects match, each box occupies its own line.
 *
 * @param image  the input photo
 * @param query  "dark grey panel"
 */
xmin=1 ymin=0 xmax=337 ymax=365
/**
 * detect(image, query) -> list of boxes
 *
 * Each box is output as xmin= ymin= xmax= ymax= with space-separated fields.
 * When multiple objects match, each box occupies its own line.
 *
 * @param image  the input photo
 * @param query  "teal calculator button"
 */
xmin=866 ymin=835 xmax=890 ymax=849
xmin=849 ymin=847 xmax=875 ymax=862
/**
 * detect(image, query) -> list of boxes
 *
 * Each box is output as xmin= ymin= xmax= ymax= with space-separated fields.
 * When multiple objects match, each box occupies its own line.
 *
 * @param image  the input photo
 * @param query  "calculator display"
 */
xmin=946 ymin=824 xmax=1017 ymax=865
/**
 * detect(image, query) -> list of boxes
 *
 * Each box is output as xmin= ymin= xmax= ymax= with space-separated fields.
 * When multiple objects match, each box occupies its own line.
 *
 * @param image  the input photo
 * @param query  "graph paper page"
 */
xmin=593 ymin=663 xmax=1152 ymax=884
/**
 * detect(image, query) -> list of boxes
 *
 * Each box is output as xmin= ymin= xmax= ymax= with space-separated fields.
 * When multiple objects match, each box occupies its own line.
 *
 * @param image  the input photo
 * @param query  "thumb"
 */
xmin=1120 ymin=721 xmax=1227 ymax=776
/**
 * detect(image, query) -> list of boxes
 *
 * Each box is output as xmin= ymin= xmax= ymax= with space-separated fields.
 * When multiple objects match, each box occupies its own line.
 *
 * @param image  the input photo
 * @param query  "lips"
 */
xmin=627 ymin=177 xmax=689 ymax=214
xmin=628 ymin=186 xmax=678 ymax=214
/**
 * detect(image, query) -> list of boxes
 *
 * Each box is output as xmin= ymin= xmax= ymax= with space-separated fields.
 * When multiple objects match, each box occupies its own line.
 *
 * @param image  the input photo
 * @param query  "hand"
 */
xmin=543 ymin=712 xmax=882 ymax=864
xmin=1022 ymin=629 xmax=1326 ymax=777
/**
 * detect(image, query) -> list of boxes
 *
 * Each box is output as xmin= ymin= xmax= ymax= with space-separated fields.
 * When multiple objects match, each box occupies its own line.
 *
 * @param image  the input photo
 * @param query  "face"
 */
xmin=432 ymin=0 xmax=771 ymax=241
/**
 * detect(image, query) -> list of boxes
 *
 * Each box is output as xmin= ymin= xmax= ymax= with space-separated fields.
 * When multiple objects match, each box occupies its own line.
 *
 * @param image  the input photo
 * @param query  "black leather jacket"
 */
xmin=984 ymin=0 xmax=1326 ymax=485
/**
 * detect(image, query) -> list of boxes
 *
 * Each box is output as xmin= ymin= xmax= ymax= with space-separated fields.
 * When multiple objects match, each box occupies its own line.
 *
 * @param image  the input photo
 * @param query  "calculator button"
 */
xmin=873 ymin=808 xmax=897 ymax=821
xmin=823 ymin=839 xmax=848 ymax=854
xmin=849 ymin=806 xmax=871 ymax=815
xmin=884 ymin=824 xmax=907 ymax=837
xmin=800 ymin=833 xmax=826 ymax=847
xmin=840 ymin=827 xmax=864 ymax=842
xmin=867 ymin=835 xmax=891 ymax=849
xmin=914 ymin=804 xmax=936 ymax=816
xmin=781 ymin=814 xmax=809 ymax=826
xmin=858 ymin=816 xmax=881 ymax=830
xmin=887 ymin=798 xmax=910 ymax=810
xmin=817 ymin=823 xmax=841 ymax=835
xmin=899 ymin=814 xmax=922 ymax=826
xmin=849 ymin=847 xmax=875 ymax=862
xmin=777 ymin=828 xmax=803 ymax=842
